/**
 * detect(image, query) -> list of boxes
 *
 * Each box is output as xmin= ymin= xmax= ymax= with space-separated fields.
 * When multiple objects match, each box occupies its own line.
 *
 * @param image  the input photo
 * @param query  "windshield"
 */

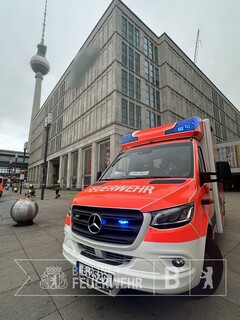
xmin=100 ymin=142 xmax=193 ymax=180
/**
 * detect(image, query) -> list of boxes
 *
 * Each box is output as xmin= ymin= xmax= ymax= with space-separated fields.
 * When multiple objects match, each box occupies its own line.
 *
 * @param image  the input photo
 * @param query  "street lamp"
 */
xmin=19 ymin=141 xmax=28 ymax=194
xmin=9 ymin=159 xmax=12 ymax=175
xmin=15 ymin=153 xmax=18 ymax=173
xmin=41 ymin=112 xmax=53 ymax=200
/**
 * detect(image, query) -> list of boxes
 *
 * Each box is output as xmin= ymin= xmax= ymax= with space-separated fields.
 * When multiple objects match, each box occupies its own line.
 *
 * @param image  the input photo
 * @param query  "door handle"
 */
xmin=201 ymin=198 xmax=214 ymax=205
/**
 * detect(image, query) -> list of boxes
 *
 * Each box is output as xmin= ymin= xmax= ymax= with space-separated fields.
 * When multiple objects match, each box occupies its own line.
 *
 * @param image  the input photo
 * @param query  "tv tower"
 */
xmin=28 ymin=0 xmax=50 ymax=153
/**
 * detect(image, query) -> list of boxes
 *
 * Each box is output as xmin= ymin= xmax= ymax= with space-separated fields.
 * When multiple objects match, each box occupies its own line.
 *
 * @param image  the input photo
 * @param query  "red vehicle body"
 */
xmin=63 ymin=117 xmax=231 ymax=296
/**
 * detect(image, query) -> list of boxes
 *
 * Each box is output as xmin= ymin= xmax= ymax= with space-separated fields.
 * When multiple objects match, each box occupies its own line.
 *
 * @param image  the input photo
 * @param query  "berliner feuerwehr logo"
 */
xmin=40 ymin=266 xmax=68 ymax=289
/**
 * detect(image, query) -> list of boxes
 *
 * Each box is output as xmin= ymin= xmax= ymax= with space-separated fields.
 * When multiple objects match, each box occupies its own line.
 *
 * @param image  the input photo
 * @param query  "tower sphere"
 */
xmin=30 ymin=54 xmax=50 ymax=75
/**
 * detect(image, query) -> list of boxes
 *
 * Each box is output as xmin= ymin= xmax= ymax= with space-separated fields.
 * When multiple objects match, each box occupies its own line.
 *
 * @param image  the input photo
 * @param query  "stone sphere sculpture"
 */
xmin=10 ymin=198 xmax=38 ymax=225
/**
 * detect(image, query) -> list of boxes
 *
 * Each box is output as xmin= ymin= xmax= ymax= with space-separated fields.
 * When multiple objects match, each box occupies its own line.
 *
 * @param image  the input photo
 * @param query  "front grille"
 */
xmin=72 ymin=206 xmax=143 ymax=245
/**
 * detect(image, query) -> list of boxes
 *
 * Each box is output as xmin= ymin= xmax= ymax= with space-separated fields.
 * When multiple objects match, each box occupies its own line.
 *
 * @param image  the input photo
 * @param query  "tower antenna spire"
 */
xmin=41 ymin=0 xmax=48 ymax=44
xmin=194 ymin=29 xmax=201 ymax=64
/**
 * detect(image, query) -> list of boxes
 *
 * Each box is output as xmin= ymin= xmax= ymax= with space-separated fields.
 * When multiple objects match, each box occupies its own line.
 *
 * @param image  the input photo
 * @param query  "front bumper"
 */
xmin=63 ymin=225 xmax=206 ymax=295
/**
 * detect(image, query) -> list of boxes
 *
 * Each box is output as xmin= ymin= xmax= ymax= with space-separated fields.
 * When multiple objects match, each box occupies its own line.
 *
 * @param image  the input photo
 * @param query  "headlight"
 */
xmin=68 ymin=206 xmax=72 ymax=216
xmin=151 ymin=203 xmax=194 ymax=229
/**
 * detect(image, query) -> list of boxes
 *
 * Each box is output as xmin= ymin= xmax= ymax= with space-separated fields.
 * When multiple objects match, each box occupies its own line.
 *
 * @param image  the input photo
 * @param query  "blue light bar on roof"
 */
xmin=121 ymin=132 xmax=138 ymax=145
xmin=165 ymin=117 xmax=201 ymax=135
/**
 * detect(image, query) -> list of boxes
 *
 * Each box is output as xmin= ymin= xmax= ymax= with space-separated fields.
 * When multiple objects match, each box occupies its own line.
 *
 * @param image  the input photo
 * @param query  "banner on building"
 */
xmin=218 ymin=144 xmax=240 ymax=168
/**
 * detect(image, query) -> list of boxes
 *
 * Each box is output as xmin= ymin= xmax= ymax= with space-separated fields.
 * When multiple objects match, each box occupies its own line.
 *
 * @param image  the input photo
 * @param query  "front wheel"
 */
xmin=190 ymin=237 xmax=223 ymax=296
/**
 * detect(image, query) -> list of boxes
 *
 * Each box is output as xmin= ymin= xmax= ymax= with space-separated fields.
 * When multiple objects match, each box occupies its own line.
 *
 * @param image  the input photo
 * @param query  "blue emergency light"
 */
xmin=118 ymin=219 xmax=129 ymax=226
xmin=165 ymin=117 xmax=201 ymax=135
xmin=121 ymin=132 xmax=138 ymax=145
xmin=102 ymin=218 xmax=129 ymax=227
xmin=102 ymin=218 xmax=107 ymax=225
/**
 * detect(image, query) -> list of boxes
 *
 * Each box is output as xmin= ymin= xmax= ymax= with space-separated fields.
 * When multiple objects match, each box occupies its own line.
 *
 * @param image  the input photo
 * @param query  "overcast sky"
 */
xmin=1 ymin=0 xmax=240 ymax=152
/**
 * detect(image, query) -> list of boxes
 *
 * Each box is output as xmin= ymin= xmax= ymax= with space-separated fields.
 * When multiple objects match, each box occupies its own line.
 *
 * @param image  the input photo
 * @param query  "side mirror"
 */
xmin=200 ymin=161 xmax=232 ymax=184
xmin=96 ymin=171 xmax=102 ymax=181
xmin=216 ymin=161 xmax=232 ymax=182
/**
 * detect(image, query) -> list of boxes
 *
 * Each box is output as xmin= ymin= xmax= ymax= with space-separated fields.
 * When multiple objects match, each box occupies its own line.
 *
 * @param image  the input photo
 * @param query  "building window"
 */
xmin=128 ymin=22 xmax=134 ymax=45
xmin=135 ymin=28 xmax=140 ymax=48
xmin=83 ymin=147 xmax=92 ymax=189
xmin=151 ymin=112 xmax=156 ymax=127
xmin=136 ymin=106 xmax=141 ymax=129
xmin=146 ymin=110 xmax=158 ymax=129
xmin=155 ymin=68 xmax=159 ymax=86
xmin=135 ymin=78 xmax=141 ymax=101
xmin=122 ymin=16 xmax=127 ymax=39
xmin=146 ymin=110 xmax=151 ymax=128
xmin=156 ymin=90 xmax=160 ymax=111
xmin=122 ymin=42 xmax=127 ymax=65
xmin=149 ymin=40 xmax=154 ymax=60
xmin=144 ymin=36 xmax=158 ymax=62
xmin=219 ymin=97 xmax=224 ymax=111
xmin=121 ymin=100 xmax=141 ymax=129
xmin=122 ymin=98 xmax=128 ymax=124
xmin=121 ymin=70 xmax=128 ymax=95
xmin=98 ymin=140 xmax=110 ymax=171
xmin=144 ymin=36 xmax=148 ymax=56
xmin=135 ymin=52 xmax=140 ymax=74
xmin=220 ymin=112 xmax=226 ymax=126
xmin=154 ymin=46 xmax=159 ymax=64
xmin=212 ymin=90 xmax=218 ymax=106
xmin=222 ymin=127 xmax=228 ymax=141
xmin=129 ymin=102 xmax=135 ymax=127
xmin=56 ymin=134 xmax=62 ymax=151
xmin=215 ymin=122 xmax=221 ymax=138
xmin=157 ymin=115 xmax=161 ymax=126
xmin=129 ymin=47 xmax=134 ymax=70
xmin=150 ymin=64 xmax=154 ymax=84
xmin=144 ymin=60 xmax=149 ymax=80
xmin=150 ymin=88 xmax=155 ymax=108
xmin=129 ymin=74 xmax=134 ymax=98
xmin=213 ymin=105 xmax=220 ymax=121
xmin=145 ymin=84 xmax=150 ymax=106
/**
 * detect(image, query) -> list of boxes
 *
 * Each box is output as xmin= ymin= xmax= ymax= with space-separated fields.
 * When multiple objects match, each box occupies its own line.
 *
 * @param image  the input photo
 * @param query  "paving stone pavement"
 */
xmin=0 ymin=189 xmax=240 ymax=320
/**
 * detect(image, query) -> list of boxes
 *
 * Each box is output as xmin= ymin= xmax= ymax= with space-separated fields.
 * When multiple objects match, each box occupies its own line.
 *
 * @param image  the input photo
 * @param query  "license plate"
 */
xmin=76 ymin=261 xmax=113 ymax=289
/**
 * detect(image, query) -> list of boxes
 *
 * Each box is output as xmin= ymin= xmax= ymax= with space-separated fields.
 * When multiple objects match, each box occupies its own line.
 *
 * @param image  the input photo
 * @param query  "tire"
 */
xmin=190 ymin=237 xmax=223 ymax=296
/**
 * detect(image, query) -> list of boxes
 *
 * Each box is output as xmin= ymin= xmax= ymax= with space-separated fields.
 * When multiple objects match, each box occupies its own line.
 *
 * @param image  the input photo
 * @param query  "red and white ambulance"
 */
xmin=63 ymin=117 xmax=231 ymax=296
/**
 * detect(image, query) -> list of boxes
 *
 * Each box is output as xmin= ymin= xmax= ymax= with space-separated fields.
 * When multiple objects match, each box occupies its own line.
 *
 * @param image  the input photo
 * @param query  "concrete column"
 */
xmin=46 ymin=160 xmax=53 ymax=187
xmin=110 ymin=133 xmax=121 ymax=162
xmin=38 ymin=165 xmax=42 ymax=187
xmin=66 ymin=152 xmax=72 ymax=189
xmin=59 ymin=156 xmax=63 ymax=187
xmin=35 ymin=166 xmax=38 ymax=184
xmin=91 ymin=142 xmax=97 ymax=184
xmin=33 ymin=167 xmax=36 ymax=183
xmin=77 ymin=148 xmax=83 ymax=190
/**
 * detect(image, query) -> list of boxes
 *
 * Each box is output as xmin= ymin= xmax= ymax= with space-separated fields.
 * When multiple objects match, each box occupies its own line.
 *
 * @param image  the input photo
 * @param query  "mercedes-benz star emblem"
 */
xmin=88 ymin=213 xmax=102 ymax=234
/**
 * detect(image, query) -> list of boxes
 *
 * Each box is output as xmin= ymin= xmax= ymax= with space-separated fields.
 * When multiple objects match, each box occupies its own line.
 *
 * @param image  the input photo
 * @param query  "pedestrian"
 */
xmin=55 ymin=180 xmax=61 ymax=198
xmin=28 ymin=184 xmax=36 ymax=197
